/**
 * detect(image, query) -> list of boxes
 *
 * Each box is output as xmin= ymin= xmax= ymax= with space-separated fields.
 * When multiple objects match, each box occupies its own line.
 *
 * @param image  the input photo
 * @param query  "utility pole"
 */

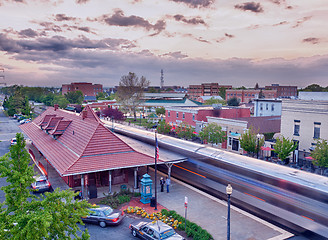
xmin=160 ymin=69 xmax=164 ymax=89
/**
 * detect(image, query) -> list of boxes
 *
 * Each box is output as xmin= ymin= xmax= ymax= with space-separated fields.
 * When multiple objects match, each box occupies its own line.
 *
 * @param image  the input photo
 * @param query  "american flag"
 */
xmin=155 ymin=134 xmax=159 ymax=160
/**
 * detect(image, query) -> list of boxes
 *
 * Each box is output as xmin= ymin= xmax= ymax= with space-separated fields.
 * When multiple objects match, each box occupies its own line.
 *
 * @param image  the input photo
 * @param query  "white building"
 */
xmin=281 ymin=98 xmax=328 ymax=156
xmin=253 ymin=99 xmax=282 ymax=117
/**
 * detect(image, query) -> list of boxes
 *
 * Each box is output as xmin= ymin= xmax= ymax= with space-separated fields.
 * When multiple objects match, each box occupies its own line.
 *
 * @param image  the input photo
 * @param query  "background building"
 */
xmin=62 ymin=82 xmax=103 ymax=97
xmin=166 ymin=105 xmax=250 ymax=129
xmin=226 ymin=89 xmax=277 ymax=103
xmin=188 ymin=83 xmax=232 ymax=100
xmin=265 ymin=84 xmax=297 ymax=99
xmin=280 ymin=96 xmax=328 ymax=163
xmin=253 ymin=99 xmax=282 ymax=117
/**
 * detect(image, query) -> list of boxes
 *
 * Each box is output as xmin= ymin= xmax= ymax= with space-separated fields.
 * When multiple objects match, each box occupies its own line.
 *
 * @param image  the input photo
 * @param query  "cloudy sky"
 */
xmin=0 ymin=0 xmax=327 ymax=88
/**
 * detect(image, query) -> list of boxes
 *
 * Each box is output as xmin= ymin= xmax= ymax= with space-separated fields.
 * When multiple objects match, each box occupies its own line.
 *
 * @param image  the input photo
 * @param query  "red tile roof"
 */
xmin=20 ymin=105 xmax=160 ymax=176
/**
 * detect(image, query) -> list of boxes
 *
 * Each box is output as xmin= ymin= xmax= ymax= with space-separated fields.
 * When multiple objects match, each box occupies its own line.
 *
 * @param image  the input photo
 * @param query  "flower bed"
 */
xmin=124 ymin=206 xmax=213 ymax=240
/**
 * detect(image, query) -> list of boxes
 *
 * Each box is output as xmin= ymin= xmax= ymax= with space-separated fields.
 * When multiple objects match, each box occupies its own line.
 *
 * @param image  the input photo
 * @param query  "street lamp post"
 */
xmin=256 ymin=133 xmax=260 ymax=159
xmin=111 ymin=116 xmax=114 ymax=132
xmin=226 ymin=184 xmax=232 ymax=240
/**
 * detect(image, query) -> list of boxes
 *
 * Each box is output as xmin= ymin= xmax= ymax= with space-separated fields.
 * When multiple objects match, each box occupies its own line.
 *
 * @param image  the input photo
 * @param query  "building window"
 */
xmin=176 ymin=112 xmax=179 ymax=118
xmin=266 ymin=104 xmax=268 ymax=110
xmin=228 ymin=137 xmax=232 ymax=146
xmin=192 ymin=114 xmax=195 ymax=121
xmin=271 ymin=104 xmax=274 ymax=111
xmin=168 ymin=111 xmax=170 ymax=117
xmin=260 ymin=103 xmax=263 ymax=110
xmin=314 ymin=122 xmax=321 ymax=139
xmin=182 ymin=112 xmax=185 ymax=119
xmin=294 ymin=120 xmax=300 ymax=136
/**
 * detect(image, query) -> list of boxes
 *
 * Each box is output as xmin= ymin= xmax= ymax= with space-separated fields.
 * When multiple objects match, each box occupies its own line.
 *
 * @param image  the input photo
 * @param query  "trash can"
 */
xmin=88 ymin=185 xmax=97 ymax=199
xmin=150 ymin=197 xmax=156 ymax=207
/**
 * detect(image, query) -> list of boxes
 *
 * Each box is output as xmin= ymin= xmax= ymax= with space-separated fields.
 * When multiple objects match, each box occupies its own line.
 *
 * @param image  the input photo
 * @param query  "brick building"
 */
xmin=165 ymin=105 xmax=250 ymax=130
xmin=188 ymin=83 xmax=232 ymax=100
xmin=62 ymin=82 xmax=103 ymax=97
xmin=226 ymin=89 xmax=277 ymax=103
xmin=265 ymin=84 xmax=297 ymax=98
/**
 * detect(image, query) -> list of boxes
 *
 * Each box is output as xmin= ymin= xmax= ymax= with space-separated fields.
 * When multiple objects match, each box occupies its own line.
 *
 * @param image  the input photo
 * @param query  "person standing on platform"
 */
xmin=166 ymin=177 xmax=170 ymax=193
xmin=160 ymin=177 xmax=165 ymax=192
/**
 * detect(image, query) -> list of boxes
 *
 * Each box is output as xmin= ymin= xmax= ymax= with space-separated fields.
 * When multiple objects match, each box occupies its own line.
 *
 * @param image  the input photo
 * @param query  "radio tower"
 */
xmin=160 ymin=69 xmax=164 ymax=89
xmin=0 ymin=67 xmax=6 ymax=86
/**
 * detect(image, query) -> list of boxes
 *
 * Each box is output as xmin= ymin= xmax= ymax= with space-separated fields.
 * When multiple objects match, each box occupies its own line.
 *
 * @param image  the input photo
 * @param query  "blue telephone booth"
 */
xmin=140 ymin=173 xmax=152 ymax=204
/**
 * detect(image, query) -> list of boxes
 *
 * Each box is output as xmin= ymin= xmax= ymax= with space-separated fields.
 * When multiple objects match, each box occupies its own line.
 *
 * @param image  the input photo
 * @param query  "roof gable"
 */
xmin=81 ymin=124 xmax=134 ymax=157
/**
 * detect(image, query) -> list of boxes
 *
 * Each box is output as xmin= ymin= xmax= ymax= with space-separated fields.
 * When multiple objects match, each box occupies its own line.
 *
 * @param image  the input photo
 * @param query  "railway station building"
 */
xmin=20 ymin=105 xmax=161 ymax=195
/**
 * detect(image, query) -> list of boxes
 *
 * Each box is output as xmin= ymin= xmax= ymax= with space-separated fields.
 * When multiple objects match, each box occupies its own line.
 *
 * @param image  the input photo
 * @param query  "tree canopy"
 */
xmin=65 ymin=90 xmax=84 ymax=105
xmin=0 ymin=133 xmax=91 ymax=240
xmin=116 ymin=72 xmax=149 ymax=121
xmin=155 ymin=107 xmax=165 ymax=116
xmin=311 ymin=139 xmax=328 ymax=171
xmin=227 ymin=97 xmax=240 ymax=106
xmin=239 ymin=127 xmax=264 ymax=157
xmin=199 ymin=122 xmax=226 ymax=146
xmin=273 ymin=136 xmax=297 ymax=164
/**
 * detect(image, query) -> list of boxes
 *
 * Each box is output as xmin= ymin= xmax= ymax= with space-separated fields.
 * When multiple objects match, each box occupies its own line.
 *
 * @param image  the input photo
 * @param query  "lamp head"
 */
xmin=226 ymin=184 xmax=232 ymax=195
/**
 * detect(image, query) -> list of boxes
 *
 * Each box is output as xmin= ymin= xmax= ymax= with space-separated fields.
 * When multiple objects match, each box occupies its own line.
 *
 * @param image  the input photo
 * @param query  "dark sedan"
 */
xmin=129 ymin=220 xmax=184 ymax=240
xmin=82 ymin=205 xmax=125 ymax=228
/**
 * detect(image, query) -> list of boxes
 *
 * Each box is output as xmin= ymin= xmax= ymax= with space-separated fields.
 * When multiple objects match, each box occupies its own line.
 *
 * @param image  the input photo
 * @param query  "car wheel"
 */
xmin=99 ymin=221 xmax=106 ymax=228
xmin=132 ymin=229 xmax=137 ymax=237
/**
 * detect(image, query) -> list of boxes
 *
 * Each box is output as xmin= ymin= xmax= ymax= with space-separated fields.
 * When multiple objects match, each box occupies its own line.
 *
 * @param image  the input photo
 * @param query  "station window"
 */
xmin=294 ymin=120 xmax=300 ymax=136
xmin=266 ymin=104 xmax=268 ymax=110
xmin=192 ymin=114 xmax=195 ymax=121
xmin=313 ymin=122 xmax=321 ymax=139
xmin=182 ymin=113 xmax=185 ymax=119
xmin=176 ymin=112 xmax=179 ymax=118
xmin=168 ymin=111 xmax=170 ymax=117
xmin=271 ymin=104 xmax=274 ymax=111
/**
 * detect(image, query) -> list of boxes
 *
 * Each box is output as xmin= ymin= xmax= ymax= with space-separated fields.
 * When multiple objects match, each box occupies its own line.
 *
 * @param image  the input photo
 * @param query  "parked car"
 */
xmin=82 ymin=205 xmax=125 ymax=228
xmin=129 ymin=220 xmax=185 ymax=240
xmin=10 ymin=138 xmax=17 ymax=145
xmin=20 ymin=118 xmax=31 ymax=124
xmin=31 ymin=176 xmax=52 ymax=193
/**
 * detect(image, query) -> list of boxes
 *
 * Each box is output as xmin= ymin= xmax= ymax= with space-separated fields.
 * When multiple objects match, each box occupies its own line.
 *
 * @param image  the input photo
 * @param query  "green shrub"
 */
xmin=118 ymin=195 xmax=130 ymax=204
xmin=160 ymin=209 xmax=213 ymax=240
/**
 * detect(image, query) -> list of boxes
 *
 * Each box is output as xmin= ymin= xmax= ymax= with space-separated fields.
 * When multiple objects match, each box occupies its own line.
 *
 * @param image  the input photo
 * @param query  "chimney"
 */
xmin=54 ymin=104 xmax=59 ymax=111
xmin=82 ymin=110 xmax=87 ymax=119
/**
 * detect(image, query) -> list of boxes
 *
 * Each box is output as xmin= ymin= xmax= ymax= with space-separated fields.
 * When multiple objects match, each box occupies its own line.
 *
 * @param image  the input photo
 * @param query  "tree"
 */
xmin=204 ymin=97 xmax=225 ymax=105
xmin=0 ymin=133 xmax=91 ymax=240
xmin=157 ymin=120 xmax=171 ymax=135
xmin=116 ymin=72 xmax=150 ymax=121
xmin=311 ymin=139 xmax=328 ymax=174
xmin=65 ymin=91 xmax=84 ymax=105
xmin=227 ymin=97 xmax=240 ymax=106
xmin=175 ymin=122 xmax=195 ymax=140
xmin=218 ymin=87 xmax=226 ymax=100
xmin=101 ymin=107 xmax=125 ymax=121
xmin=53 ymin=95 xmax=70 ymax=109
xmin=239 ymin=127 xmax=264 ymax=157
xmin=199 ymin=123 xmax=226 ymax=146
xmin=96 ymin=92 xmax=107 ymax=100
xmin=273 ymin=136 xmax=297 ymax=164
xmin=155 ymin=107 xmax=165 ymax=116
xmin=300 ymin=84 xmax=327 ymax=92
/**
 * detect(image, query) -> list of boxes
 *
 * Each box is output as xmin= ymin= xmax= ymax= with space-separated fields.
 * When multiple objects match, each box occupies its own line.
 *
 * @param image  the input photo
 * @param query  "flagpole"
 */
xmin=154 ymin=130 xmax=158 ymax=210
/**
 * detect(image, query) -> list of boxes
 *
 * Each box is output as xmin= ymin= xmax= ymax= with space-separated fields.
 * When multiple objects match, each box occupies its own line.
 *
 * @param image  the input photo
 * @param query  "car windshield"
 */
xmin=160 ymin=229 xmax=176 ymax=239
xmin=36 ymin=181 xmax=47 ymax=186
xmin=103 ymin=207 xmax=113 ymax=216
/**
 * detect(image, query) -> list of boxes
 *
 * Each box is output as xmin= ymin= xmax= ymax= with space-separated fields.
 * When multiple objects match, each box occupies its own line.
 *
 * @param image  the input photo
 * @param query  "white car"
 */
xmin=10 ymin=138 xmax=17 ymax=145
